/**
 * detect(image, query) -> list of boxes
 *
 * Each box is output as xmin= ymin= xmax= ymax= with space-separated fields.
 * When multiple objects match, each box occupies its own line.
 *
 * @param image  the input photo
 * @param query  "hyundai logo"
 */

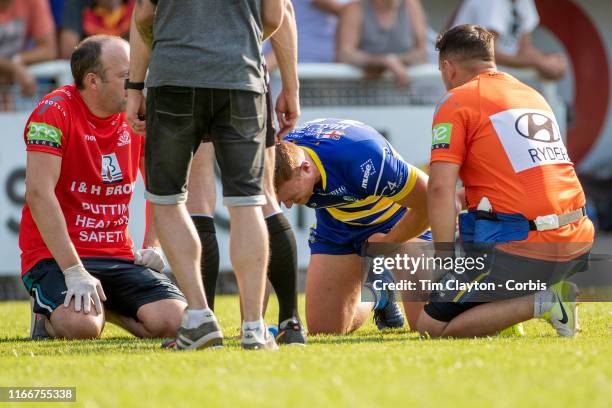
xmin=515 ymin=113 xmax=559 ymax=143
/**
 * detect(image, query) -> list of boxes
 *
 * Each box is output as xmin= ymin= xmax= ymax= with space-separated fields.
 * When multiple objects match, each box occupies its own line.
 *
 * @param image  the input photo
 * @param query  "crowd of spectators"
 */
xmin=0 ymin=0 xmax=132 ymax=109
xmin=0 ymin=0 xmax=567 ymax=110
xmin=336 ymin=0 xmax=428 ymax=87
xmin=58 ymin=0 xmax=133 ymax=59
xmin=0 ymin=0 xmax=56 ymax=109
xmin=451 ymin=0 xmax=567 ymax=80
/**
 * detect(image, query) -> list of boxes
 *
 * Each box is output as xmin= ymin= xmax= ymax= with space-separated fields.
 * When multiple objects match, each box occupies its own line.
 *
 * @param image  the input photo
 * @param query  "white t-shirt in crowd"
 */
xmin=452 ymin=0 xmax=540 ymax=55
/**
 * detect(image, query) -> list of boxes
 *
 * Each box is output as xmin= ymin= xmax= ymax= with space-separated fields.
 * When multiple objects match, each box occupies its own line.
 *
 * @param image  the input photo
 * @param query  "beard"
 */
xmin=117 ymin=98 xmax=127 ymax=113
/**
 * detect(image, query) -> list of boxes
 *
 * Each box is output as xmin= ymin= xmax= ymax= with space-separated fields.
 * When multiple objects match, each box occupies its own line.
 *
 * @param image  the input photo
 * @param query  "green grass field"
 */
xmin=1 ymin=297 xmax=611 ymax=408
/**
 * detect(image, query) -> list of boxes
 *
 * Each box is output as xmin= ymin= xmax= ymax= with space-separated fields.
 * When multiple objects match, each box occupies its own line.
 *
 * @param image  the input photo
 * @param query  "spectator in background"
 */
xmin=265 ymin=1 xmax=350 ymax=69
xmin=0 ymin=0 xmax=57 ymax=109
xmin=451 ymin=0 xmax=567 ymax=80
xmin=49 ymin=0 xmax=66 ymax=28
xmin=59 ymin=0 xmax=133 ymax=59
xmin=337 ymin=0 xmax=427 ymax=87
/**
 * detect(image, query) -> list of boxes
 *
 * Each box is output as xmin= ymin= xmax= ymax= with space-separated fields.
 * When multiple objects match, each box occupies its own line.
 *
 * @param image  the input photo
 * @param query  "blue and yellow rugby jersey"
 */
xmin=284 ymin=118 xmax=419 ymax=235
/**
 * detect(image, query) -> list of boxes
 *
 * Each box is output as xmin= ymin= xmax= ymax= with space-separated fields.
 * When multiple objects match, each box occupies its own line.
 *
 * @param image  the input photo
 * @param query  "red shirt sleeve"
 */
xmin=24 ymin=95 xmax=70 ymax=157
xmin=429 ymin=91 xmax=472 ymax=166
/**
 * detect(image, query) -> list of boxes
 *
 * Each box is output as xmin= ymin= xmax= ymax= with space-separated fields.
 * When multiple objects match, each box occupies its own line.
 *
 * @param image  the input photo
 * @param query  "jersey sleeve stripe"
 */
xmin=298 ymin=146 xmax=327 ymax=190
xmin=334 ymin=203 xmax=403 ymax=226
xmin=368 ymin=203 xmax=404 ymax=225
xmin=326 ymin=199 xmax=395 ymax=222
xmin=340 ymin=195 xmax=380 ymax=208
xmin=388 ymin=165 xmax=418 ymax=202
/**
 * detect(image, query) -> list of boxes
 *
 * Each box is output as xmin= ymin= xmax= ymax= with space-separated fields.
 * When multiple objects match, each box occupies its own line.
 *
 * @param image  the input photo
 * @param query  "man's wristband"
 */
xmin=124 ymin=79 xmax=145 ymax=90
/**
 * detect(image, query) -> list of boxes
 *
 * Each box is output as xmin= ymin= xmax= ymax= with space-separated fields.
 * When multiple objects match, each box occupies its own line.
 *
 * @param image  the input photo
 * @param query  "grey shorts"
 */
xmin=145 ymin=86 xmax=267 ymax=207
xmin=202 ymin=76 xmax=276 ymax=148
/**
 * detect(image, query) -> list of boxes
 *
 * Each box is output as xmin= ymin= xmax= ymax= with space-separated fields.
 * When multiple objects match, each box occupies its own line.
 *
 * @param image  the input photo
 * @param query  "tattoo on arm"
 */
xmin=136 ymin=22 xmax=154 ymax=49
xmin=135 ymin=0 xmax=155 ymax=49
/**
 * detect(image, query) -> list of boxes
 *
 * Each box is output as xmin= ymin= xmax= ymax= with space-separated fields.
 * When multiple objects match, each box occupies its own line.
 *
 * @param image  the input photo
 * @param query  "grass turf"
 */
xmin=0 ymin=297 xmax=611 ymax=408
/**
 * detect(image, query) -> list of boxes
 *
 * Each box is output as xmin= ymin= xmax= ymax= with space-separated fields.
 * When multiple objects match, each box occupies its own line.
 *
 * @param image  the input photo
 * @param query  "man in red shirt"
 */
xmin=20 ymin=35 xmax=189 ymax=341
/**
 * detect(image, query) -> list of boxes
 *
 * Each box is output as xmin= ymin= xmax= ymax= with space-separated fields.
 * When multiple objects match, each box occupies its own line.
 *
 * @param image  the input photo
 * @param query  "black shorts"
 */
xmin=145 ymin=86 xmax=267 ymax=207
xmin=22 ymin=258 xmax=186 ymax=321
xmin=423 ymin=248 xmax=590 ymax=322
xmin=202 ymin=88 xmax=275 ymax=148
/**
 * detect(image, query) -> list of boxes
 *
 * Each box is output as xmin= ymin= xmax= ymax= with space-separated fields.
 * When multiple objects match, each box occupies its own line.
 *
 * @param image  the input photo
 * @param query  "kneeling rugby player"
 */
xmin=275 ymin=118 xmax=431 ymax=334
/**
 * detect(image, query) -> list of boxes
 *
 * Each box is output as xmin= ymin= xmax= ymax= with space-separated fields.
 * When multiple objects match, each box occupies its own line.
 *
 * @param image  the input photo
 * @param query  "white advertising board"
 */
xmin=0 ymin=103 xmax=435 ymax=275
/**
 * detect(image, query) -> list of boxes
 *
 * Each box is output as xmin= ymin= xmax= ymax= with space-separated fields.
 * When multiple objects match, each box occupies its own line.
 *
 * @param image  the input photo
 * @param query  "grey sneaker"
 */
xmin=174 ymin=311 xmax=223 ymax=350
xmin=276 ymin=318 xmax=306 ymax=346
xmin=30 ymin=299 xmax=50 ymax=340
xmin=241 ymin=327 xmax=279 ymax=350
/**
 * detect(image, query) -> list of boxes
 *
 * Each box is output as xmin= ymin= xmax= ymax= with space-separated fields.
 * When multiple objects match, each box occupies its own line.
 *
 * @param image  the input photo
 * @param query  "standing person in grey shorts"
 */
xmin=183 ymin=1 xmax=306 ymax=345
xmin=126 ymin=0 xmax=286 ymax=350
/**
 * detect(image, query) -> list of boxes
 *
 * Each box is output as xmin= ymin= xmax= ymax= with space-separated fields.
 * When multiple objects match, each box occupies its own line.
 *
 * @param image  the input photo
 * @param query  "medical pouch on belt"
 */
xmin=459 ymin=197 xmax=529 ymax=243
xmin=459 ymin=212 xmax=530 ymax=244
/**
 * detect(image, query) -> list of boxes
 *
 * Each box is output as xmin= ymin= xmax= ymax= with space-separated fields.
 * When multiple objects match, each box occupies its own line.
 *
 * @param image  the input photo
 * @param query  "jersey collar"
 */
xmin=297 ymin=145 xmax=327 ymax=190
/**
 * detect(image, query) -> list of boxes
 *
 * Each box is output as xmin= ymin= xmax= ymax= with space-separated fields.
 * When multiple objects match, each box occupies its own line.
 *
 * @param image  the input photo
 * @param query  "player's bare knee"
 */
xmin=309 ymin=324 xmax=351 ymax=335
xmin=139 ymin=300 xmax=184 ymax=338
xmin=51 ymin=310 xmax=103 ymax=340
xmin=402 ymin=303 xmax=422 ymax=332
xmin=306 ymin=314 xmax=350 ymax=335
xmin=141 ymin=315 xmax=181 ymax=338
xmin=415 ymin=319 xmax=430 ymax=337
xmin=415 ymin=311 xmax=444 ymax=339
xmin=306 ymin=323 xmax=332 ymax=335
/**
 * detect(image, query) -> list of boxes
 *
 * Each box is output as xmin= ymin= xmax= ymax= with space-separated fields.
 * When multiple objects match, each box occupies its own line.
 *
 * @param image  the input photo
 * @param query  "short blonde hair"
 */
xmin=274 ymin=141 xmax=303 ymax=193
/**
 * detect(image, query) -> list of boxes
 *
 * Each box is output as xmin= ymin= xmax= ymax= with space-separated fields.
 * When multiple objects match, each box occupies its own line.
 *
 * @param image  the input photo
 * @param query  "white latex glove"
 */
xmin=134 ymin=247 xmax=166 ymax=272
xmin=63 ymin=264 xmax=106 ymax=314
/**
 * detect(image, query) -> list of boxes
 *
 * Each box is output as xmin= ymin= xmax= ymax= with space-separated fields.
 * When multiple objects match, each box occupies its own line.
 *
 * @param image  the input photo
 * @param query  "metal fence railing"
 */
xmin=273 ymin=62 xmax=566 ymax=138
xmin=6 ymin=60 xmax=563 ymax=121
xmin=295 ymin=63 xmax=446 ymax=106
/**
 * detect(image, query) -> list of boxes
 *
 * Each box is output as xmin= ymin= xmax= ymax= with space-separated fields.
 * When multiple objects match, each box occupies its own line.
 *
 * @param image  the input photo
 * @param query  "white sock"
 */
xmin=362 ymin=284 xmax=381 ymax=311
xmin=534 ymin=290 xmax=555 ymax=318
xmin=242 ymin=319 xmax=266 ymax=338
xmin=183 ymin=308 xmax=214 ymax=329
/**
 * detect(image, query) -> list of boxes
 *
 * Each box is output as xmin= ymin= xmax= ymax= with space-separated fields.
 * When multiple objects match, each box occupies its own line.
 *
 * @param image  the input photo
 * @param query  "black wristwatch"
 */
xmin=124 ymin=79 xmax=145 ymax=90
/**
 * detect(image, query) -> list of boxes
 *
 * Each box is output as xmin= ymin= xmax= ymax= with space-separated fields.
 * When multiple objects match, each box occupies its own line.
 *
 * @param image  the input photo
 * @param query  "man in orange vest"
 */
xmin=418 ymin=24 xmax=593 ymax=338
